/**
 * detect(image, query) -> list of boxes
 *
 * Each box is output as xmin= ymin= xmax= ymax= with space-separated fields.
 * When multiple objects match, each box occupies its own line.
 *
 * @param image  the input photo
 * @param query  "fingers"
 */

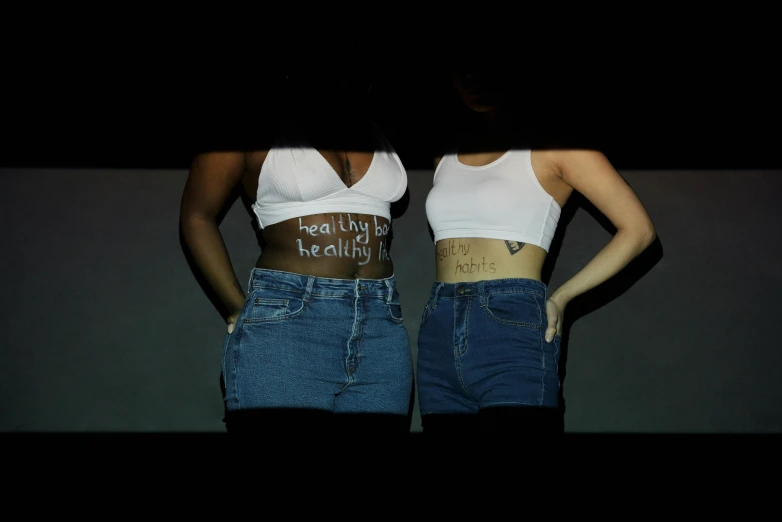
xmin=545 ymin=313 xmax=558 ymax=343
xmin=545 ymin=299 xmax=563 ymax=343
xmin=545 ymin=299 xmax=560 ymax=343
xmin=226 ymin=310 xmax=240 ymax=335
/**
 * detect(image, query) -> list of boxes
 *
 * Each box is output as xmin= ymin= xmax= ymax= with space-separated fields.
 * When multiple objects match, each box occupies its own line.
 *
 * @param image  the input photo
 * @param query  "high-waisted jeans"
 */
xmin=222 ymin=268 xmax=414 ymax=427
xmin=416 ymin=277 xmax=562 ymax=420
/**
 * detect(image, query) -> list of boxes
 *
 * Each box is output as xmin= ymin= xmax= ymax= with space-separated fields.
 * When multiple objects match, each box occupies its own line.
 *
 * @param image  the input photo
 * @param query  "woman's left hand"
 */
xmin=545 ymin=298 xmax=565 ymax=343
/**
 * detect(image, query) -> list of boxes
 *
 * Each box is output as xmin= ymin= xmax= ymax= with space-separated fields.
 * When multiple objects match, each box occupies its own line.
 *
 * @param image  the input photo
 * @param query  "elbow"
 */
xmin=179 ymin=211 xmax=217 ymax=238
xmin=638 ymin=222 xmax=657 ymax=251
xmin=180 ymin=208 xmax=215 ymax=227
xmin=179 ymin=212 xmax=194 ymax=234
xmin=618 ymin=222 xmax=656 ymax=254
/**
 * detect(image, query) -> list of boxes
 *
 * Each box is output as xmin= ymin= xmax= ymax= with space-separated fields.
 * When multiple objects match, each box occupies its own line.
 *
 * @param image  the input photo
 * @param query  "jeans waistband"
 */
xmin=248 ymin=268 xmax=397 ymax=300
xmin=429 ymin=278 xmax=547 ymax=298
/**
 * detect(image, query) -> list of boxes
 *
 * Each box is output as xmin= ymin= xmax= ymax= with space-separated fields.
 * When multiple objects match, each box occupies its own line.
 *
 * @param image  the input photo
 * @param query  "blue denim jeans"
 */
xmin=222 ymin=268 xmax=413 ymax=420
xmin=416 ymin=278 xmax=561 ymax=417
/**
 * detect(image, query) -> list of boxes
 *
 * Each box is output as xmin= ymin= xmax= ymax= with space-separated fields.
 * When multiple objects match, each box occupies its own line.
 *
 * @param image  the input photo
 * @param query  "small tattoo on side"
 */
xmin=505 ymin=240 xmax=525 ymax=255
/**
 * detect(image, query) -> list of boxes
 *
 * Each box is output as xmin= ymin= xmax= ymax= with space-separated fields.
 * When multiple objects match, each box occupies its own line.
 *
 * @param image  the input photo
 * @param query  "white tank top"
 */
xmin=252 ymin=125 xmax=407 ymax=229
xmin=425 ymin=149 xmax=561 ymax=252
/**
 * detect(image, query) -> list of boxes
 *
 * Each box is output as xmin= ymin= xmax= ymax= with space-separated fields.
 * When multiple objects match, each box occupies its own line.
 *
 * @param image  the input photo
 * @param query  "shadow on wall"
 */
xmin=542 ymin=192 xmax=664 ymax=430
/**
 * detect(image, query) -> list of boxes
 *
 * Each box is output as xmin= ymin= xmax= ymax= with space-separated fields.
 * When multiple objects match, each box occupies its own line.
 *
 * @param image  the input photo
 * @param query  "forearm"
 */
xmin=550 ymin=227 xmax=655 ymax=306
xmin=180 ymin=215 xmax=247 ymax=317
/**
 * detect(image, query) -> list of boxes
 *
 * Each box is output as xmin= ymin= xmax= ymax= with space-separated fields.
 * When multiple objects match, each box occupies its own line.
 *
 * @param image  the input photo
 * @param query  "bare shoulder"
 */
xmin=189 ymin=150 xmax=247 ymax=175
xmin=551 ymin=148 xmax=610 ymax=163
xmin=244 ymin=149 xmax=270 ymax=174
xmin=535 ymin=147 xmax=654 ymax=236
xmin=433 ymin=139 xmax=458 ymax=171
xmin=535 ymin=148 xmax=612 ymax=177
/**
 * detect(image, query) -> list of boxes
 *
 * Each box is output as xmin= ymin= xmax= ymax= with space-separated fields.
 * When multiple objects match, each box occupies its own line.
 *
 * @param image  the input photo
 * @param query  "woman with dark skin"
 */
xmin=179 ymin=64 xmax=414 ymax=435
xmin=416 ymin=59 xmax=657 ymax=435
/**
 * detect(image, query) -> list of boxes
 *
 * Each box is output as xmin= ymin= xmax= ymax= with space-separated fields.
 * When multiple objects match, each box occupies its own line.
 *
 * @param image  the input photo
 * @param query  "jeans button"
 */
xmin=457 ymin=287 xmax=465 ymax=295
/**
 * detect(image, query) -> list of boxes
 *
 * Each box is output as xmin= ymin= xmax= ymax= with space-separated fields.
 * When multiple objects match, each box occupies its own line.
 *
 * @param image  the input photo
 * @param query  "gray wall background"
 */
xmin=2 ymin=167 xmax=781 ymax=433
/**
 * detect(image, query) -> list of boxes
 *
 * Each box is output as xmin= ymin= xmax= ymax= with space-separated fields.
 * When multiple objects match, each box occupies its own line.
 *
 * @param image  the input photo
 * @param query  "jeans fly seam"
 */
xmin=456 ymin=297 xmax=476 ymax=401
xmin=459 ymin=296 xmax=471 ymax=357
xmin=344 ymin=287 xmax=361 ymax=385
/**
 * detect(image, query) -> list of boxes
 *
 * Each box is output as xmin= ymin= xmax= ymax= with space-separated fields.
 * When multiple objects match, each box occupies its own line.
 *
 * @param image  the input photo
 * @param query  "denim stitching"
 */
xmin=482 ymin=302 xmax=541 ymax=329
xmin=342 ymin=281 xmax=362 ymax=389
xmin=304 ymin=277 xmax=314 ymax=302
xmin=255 ymin=284 xmax=306 ymax=294
xmin=459 ymin=296 xmax=471 ymax=357
xmin=455 ymin=295 xmax=476 ymax=402
xmin=479 ymin=287 xmax=543 ymax=329
xmin=385 ymin=278 xmax=393 ymax=304
xmin=232 ymin=319 xmax=244 ymax=410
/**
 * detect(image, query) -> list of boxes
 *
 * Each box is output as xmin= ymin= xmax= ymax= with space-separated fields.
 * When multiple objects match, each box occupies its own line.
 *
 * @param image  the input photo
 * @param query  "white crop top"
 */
xmin=251 ymin=125 xmax=407 ymax=228
xmin=425 ymin=149 xmax=561 ymax=252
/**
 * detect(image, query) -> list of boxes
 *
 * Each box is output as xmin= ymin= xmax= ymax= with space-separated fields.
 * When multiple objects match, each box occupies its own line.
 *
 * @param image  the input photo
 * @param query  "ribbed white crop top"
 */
xmin=425 ymin=149 xmax=561 ymax=252
xmin=251 ymin=125 xmax=407 ymax=229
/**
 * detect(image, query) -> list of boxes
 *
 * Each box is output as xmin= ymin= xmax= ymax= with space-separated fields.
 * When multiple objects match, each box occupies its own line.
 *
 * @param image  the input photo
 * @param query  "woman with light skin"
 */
xmin=416 ymin=63 xmax=657 ymax=435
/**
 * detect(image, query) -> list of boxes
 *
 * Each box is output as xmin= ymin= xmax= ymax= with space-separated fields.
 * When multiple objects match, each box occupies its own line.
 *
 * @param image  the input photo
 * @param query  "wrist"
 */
xmin=227 ymin=296 xmax=246 ymax=318
xmin=548 ymin=290 xmax=570 ymax=308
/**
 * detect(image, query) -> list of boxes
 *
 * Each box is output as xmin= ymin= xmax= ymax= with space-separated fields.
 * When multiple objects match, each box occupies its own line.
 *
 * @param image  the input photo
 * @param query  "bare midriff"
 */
xmin=433 ymin=237 xmax=547 ymax=283
xmin=256 ymin=213 xmax=394 ymax=280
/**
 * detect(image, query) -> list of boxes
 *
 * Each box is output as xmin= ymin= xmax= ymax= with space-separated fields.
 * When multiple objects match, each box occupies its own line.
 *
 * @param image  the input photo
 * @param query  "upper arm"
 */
xmin=556 ymin=149 xmax=655 ymax=236
xmin=180 ymin=151 xmax=247 ymax=222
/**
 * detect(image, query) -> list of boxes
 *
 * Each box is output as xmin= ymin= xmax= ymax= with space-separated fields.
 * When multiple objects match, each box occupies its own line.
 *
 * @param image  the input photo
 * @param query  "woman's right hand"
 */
xmin=227 ymin=310 xmax=241 ymax=334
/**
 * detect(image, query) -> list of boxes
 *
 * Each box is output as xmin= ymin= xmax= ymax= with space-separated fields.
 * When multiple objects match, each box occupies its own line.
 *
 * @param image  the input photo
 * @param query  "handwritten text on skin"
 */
xmin=436 ymin=239 xmax=497 ymax=274
xmin=296 ymin=214 xmax=390 ymax=265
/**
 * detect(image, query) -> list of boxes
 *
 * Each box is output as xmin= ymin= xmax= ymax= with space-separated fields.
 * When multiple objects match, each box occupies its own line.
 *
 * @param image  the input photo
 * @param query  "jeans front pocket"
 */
xmin=387 ymin=301 xmax=404 ymax=323
xmin=383 ymin=285 xmax=404 ymax=323
xmin=243 ymin=287 xmax=306 ymax=324
xmin=482 ymin=290 xmax=544 ymax=330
